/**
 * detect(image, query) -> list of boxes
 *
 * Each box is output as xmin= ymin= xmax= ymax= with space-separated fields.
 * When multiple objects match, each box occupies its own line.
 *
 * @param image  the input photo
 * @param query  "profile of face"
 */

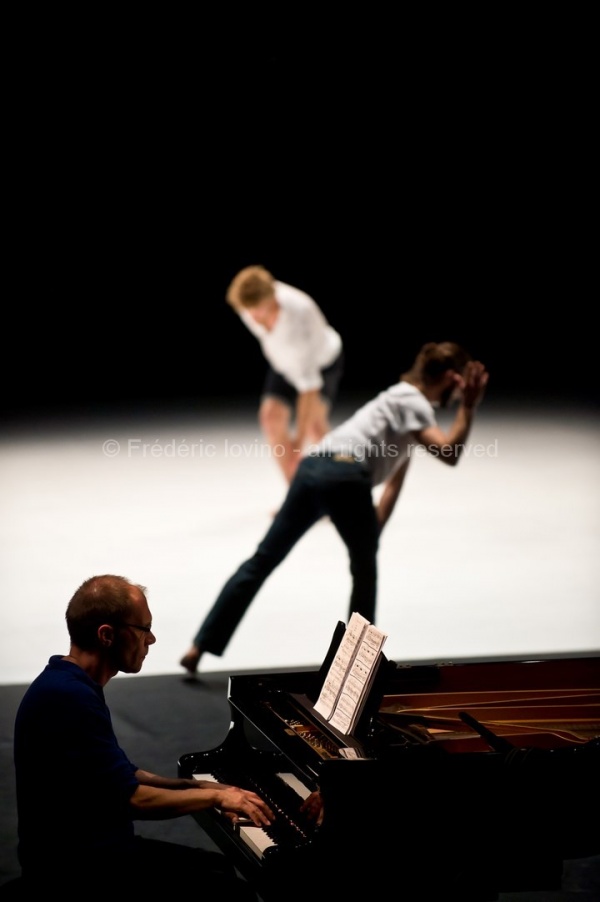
xmin=111 ymin=588 xmax=156 ymax=674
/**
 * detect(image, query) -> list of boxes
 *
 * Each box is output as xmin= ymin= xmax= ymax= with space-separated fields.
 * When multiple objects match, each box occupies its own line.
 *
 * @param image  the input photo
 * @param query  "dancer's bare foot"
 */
xmin=179 ymin=646 xmax=202 ymax=675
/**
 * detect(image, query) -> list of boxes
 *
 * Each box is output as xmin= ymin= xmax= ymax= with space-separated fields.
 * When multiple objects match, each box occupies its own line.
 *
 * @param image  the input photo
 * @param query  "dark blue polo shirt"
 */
xmin=14 ymin=656 xmax=139 ymax=873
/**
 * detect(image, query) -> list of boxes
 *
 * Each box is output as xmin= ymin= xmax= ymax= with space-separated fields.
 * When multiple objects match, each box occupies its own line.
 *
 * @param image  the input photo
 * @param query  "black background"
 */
xmin=3 ymin=27 xmax=596 ymax=423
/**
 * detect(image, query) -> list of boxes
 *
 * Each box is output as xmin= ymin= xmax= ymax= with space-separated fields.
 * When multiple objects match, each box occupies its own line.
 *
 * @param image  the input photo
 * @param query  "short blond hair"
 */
xmin=226 ymin=265 xmax=275 ymax=310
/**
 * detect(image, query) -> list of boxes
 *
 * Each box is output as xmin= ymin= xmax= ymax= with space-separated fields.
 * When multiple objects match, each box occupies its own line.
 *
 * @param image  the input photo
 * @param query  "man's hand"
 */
xmin=300 ymin=790 xmax=324 ymax=826
xmin=461 ymin=360 xmax=489 ymax=410
xmin=217 ymin=786 xmax=275 ymax=827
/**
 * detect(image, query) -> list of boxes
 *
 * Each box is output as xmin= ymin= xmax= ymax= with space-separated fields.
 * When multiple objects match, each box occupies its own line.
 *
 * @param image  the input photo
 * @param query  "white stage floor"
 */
xmin=1 ymin=399 xmax=598 ymax=687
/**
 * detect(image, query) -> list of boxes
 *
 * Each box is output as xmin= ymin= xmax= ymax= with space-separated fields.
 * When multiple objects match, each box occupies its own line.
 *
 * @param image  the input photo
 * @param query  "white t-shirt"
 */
xmin=239 ymin=281 xmax=342 ymax=392
xmin=309 ymin=382 xmax=437 ymax=486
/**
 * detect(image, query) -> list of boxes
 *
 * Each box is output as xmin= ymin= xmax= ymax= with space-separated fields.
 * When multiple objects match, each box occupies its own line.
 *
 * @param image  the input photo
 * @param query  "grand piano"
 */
xmin=178 ymin=625 xmax=600 ymax=901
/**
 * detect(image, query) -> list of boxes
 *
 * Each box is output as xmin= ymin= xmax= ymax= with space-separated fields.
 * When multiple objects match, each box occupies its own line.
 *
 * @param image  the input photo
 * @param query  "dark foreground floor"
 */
xmin=1 ymin=671 xmax=598 ymax=900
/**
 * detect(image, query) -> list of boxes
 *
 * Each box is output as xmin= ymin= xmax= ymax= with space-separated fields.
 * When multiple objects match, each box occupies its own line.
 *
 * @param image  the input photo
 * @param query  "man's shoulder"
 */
xmin=274 ymin=280 xmax=316 ymax=311
xmin=379 ymin=382 xmax=435 ymax=420
xmin=22 ymin=659 xmax=99 ymax=700
xmin=384 ymin=381 xmax=425 ymax=402
xmin=17 ymin=665 xmax=94 ymax=724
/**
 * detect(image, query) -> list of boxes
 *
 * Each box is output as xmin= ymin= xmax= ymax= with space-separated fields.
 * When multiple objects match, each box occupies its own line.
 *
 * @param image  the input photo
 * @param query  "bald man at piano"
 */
xmin=13 ymin=574 xmax=305 ymax=897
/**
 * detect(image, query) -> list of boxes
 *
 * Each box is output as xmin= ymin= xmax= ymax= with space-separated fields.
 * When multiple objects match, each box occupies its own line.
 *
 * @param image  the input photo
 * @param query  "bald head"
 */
xmin=65 ymin=575 xmax=147 ymax=650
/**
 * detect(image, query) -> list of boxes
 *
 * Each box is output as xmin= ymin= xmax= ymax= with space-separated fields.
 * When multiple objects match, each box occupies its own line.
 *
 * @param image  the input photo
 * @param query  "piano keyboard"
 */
xmin=238 ymin=823 xmax=276 ymax=858
xmin=193 ymin=770 xmax=314 ymax=859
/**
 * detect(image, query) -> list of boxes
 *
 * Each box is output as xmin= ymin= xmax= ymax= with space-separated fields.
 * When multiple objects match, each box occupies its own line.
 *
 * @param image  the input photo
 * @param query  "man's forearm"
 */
xmin=445 ymin=404 xmax=475 ymax=450
xmin=135 ymin=769 xmax=198 ymax=790
xmin=130 ymin=782 xmax=221 ymax=819
xmin=295 ymin=390 xmax=321 ymax=444
xmin=376 ymin=460 xmax=410 ymax=530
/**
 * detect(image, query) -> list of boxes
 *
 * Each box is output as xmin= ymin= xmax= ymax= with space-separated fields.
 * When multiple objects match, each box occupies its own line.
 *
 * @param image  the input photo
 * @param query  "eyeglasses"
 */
xmin=118 ymin=622 xmax=153 ymax=634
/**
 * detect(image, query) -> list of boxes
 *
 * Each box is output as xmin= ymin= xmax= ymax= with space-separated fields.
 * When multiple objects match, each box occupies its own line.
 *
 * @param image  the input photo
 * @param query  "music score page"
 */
xmin=314 ymin=612 xmax=387 ymax=735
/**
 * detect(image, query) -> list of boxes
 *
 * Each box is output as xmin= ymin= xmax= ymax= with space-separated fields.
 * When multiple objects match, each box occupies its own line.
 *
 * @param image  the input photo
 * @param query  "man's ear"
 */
xmin=98 ymin=623 xmax=115 ymax=648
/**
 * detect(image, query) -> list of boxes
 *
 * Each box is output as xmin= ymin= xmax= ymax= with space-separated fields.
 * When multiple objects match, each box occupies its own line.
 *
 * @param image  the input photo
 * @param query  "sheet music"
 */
xmin=314 ymin=613 xmax=387 ymax=735
xmin=314 ymin=612 xmax=371 ymax=719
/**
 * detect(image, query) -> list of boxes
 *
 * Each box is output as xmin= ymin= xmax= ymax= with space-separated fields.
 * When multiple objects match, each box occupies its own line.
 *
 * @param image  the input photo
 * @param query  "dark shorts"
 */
xmin=261 ymin=350 xmax=344 ymax=409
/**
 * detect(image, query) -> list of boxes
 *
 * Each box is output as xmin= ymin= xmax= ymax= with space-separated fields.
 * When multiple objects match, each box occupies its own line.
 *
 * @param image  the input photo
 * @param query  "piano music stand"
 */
xmin=302 ymin=620 xmax=395 ymax=749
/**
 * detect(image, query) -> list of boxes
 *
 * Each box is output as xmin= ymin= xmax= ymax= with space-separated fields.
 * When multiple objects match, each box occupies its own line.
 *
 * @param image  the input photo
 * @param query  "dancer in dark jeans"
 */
xmin=180 ymin=341 xmax=488 ymax=675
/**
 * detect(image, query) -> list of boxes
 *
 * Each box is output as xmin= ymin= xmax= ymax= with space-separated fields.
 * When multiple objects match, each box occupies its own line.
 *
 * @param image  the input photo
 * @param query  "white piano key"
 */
xmin=238 ymin=824 xmax=276 ymax=859
xmin=276 ymin=771 xmax=312 ymax=799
